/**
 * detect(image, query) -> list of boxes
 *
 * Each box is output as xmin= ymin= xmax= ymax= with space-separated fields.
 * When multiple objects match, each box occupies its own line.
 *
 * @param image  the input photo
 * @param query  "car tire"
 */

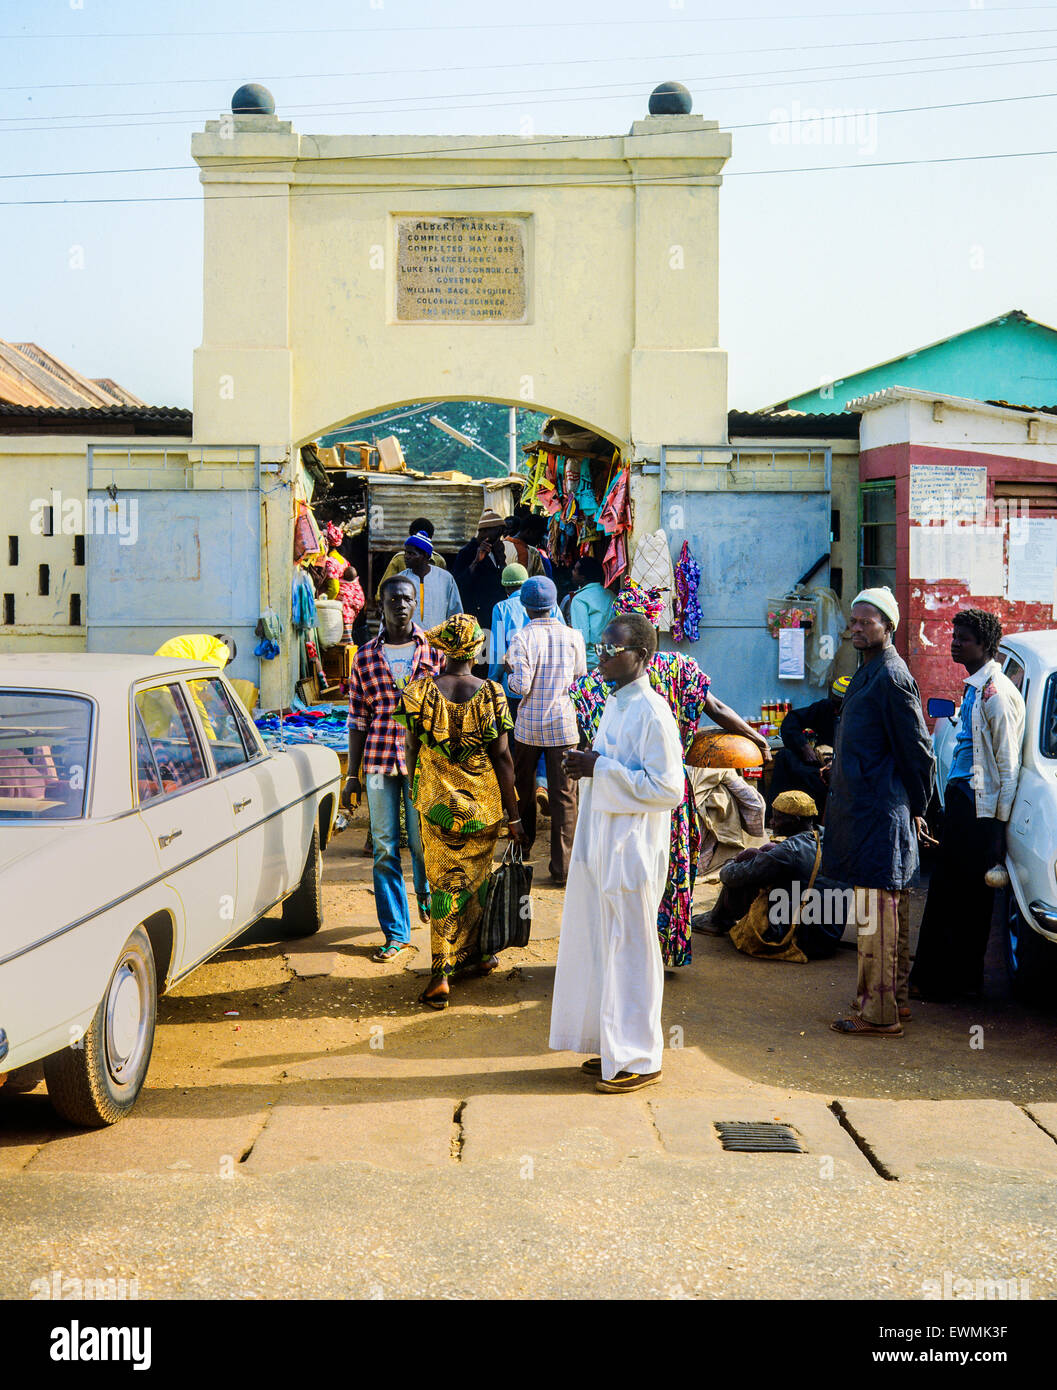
xmin=43 ymin=926 xmax=157 ymax=1128
xmin=1005 ymin=890 xmax=1056 ymax=1004
xmin=281 ymin=825 xmax=323 ymax=938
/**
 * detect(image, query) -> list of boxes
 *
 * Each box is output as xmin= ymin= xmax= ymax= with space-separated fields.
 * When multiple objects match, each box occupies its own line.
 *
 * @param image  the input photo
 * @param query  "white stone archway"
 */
xmin=191 ymin=100 xmax=732 ymax=460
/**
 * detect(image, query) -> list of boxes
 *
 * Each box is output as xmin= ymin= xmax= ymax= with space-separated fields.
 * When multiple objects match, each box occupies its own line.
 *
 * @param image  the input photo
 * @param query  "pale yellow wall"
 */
xmin=0 ymin=440 xmax=88 ymax=650
xmin=192 ymin=114 xmax=731 ymax=458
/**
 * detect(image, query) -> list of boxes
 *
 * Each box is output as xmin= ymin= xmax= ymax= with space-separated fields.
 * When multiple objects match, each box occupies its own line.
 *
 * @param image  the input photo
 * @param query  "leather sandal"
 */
xmin=595 ymin=1070 xmax=662 ymax=1093
xmin=580 ymin=1057 xmax=603 ymax=1074
xmin=418 ymin=983 xmax=449 ymax=1011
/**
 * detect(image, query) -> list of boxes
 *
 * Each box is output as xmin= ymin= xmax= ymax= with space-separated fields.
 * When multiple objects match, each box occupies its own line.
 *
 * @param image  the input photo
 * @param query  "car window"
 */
xmin=134 ymin=710 xmax=164 ymax=802
xmin=134 ymin=684 xmax=207 ymax=795
xmin=1040 ymin=674 xmax=1057 ymax=760
xmin=187 ymin=677 xmax=254 ymax=772
xmin=1003 ymin=655 xmax=1027 ymax=693
xmin=0 ymin=692 xmax=91 ymax=820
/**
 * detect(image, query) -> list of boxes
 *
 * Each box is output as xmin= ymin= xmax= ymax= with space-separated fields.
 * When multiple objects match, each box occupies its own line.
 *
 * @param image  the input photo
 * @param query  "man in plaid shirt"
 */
xmin=344 ymin=576 xmax=443 ymax=961
xmin=506 ymin=575 xmax=587 ymax=885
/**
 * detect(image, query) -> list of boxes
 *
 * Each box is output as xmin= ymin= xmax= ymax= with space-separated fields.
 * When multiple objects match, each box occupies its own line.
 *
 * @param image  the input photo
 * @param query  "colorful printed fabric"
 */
xmin=425 ymin=613 xmax=485 ymax=663
xmin=397 ymin=676 xmax=514 ymax=976
xmin=672 ymin=541 xmax=702 ymax=643
xmin=569 ymin=651 xmax=713 ymax=968
xmin=612 ymin=577 xmax=666 ymax=625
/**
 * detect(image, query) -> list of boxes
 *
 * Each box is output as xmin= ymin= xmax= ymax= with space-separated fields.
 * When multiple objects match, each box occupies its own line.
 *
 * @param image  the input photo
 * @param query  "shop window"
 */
xmin=859 ymin=481 xmax=896 ymax=593
xmin=38 ymin=564 xmax=49 ymax=597
xmin=69 ymin=594 xmax=81 ymax=626
xmin=993 ymin=479 xmax=1057 ymax=518
xmin=7 ymin=537 xmax=17 ymax=566
xmin=74 ymin=535 xmax=85 ymax=566
xmin=3 ymin=595 xmax=13 ymax=625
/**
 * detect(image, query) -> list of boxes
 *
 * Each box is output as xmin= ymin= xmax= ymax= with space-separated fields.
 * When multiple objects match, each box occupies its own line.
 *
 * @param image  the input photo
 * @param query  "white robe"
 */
xmin=548 ymin=674 xmax=685 ymax=1081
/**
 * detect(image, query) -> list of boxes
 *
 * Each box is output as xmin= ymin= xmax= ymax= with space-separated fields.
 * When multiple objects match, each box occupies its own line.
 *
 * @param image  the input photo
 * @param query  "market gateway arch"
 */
xmin=185 ymin=85 xmax=832 ymax=714
xmin=191 ymin=84 xmax=730 ymax=462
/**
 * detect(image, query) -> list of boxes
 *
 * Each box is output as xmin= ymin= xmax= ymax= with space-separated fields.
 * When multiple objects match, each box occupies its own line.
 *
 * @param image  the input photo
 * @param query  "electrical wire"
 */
xmin=2 ymin=145 xmax=1056 ymax=208
xmin=5 ymin=87 xmax=1057 ymax=182
xmin=2 ymin=22 xmax=1054 ymax=93
xmin=4 ymin=5 xmax=1057 ymax=39
xmin=6 ymin=38 xmax=1057 ymax=127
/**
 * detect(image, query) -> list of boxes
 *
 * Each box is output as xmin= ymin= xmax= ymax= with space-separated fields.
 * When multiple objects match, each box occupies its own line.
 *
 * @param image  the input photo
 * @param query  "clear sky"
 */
xmin=3 ymin=0 xmax=1057 ymax=414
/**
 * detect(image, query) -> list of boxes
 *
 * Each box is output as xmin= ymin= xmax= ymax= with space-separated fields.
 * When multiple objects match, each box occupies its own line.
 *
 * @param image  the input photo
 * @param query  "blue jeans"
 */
xmin=365 ymin=772 xmax=428 ymax=945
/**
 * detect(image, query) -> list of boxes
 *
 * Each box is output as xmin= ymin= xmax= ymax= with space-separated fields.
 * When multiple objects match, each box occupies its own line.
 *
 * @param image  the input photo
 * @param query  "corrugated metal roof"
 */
xmin=0 ymin=339 xmax=145 ymax=410
xmin=0 ymin=403 xmax=192 ymax=436
xmin=365 ymin=476 xmax=522 ymax=549
xmin=727 ymin=408 xmax=860 ymax=439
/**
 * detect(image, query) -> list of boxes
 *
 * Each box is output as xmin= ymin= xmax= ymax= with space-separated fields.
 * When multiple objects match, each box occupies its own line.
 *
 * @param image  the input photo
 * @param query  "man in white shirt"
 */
xmin=549 ymin=612 xmax=685 ymax=1093
xmin=506 ymin=576 xmax=586 ymax=884
xmin=400 ymin=532 xmax=462 ymax=631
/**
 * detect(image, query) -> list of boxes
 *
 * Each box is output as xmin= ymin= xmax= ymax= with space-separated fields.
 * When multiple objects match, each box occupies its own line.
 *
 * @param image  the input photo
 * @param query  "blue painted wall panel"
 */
xmin=661 ymin=491 xmax=831 ymax=720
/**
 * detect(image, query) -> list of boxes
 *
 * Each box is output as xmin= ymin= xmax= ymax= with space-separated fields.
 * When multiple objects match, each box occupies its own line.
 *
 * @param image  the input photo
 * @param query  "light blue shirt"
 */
xmin=949 ymin=683 xmax=977 ymax=784
xmin=567 ymin=582 xmax=616 ymax=671
xmin=489 ymin=590 xmax=562 ymax=697
xmin=399 ymin=566 xmax=462 ymax=631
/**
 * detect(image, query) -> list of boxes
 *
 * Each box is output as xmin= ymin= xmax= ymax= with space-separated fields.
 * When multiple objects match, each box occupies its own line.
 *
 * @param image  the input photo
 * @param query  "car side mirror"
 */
xmin=927 ymin=697 xmax=956 ymax=719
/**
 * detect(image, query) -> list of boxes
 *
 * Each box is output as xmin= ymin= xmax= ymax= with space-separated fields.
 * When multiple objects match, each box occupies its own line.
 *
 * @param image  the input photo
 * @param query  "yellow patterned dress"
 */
xmin=396 ymin=676 xmax=514 ymax=976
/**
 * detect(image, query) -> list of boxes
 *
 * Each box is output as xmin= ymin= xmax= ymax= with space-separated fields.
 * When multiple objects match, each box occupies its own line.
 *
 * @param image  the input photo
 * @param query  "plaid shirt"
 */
xmin=507 ymin=616 xmax=587 ymax=747
xmin=347 ymin=627 xmax=443 ymax=774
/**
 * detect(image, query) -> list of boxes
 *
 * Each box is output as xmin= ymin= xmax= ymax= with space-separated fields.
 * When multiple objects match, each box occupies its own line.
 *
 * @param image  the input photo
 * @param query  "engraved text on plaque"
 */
xmin=395 ymin=216 xmax=527 ymax=323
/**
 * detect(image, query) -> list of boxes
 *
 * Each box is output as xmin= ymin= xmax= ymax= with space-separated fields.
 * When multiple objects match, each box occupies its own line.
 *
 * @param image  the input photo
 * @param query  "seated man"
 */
xmin=765 ymin=676 xmax=849 ymax=820
xmin=696 ymin=790 xmax=844 ymax=959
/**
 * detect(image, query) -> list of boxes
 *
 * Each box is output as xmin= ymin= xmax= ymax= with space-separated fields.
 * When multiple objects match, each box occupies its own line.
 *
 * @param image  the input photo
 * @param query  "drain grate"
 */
xmin=715 ymin=1121 xmax=804 ymax=1153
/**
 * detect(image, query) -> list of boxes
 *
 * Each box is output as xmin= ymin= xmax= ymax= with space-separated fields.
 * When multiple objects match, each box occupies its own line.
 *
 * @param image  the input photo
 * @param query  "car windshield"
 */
xmin=0 ymin=692 xmax=92 ymax=820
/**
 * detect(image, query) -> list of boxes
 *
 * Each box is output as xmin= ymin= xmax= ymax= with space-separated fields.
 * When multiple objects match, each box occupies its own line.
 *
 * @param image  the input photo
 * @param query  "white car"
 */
xmin=928 ymin=630 xmax=1057 ymax=998
xmin=0 ymin=654 xmax=341 ymax=1126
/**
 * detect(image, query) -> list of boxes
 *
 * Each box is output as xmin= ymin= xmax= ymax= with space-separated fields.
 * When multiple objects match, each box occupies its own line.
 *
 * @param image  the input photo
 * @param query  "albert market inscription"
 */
xmin=395 ymin=217 xmax=528 ymax=322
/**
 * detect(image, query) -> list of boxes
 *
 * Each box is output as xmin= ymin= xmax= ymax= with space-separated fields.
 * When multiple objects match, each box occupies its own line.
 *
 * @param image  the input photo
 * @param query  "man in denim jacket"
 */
xmin=910 ymin=609 xmax=1025 ymax=1001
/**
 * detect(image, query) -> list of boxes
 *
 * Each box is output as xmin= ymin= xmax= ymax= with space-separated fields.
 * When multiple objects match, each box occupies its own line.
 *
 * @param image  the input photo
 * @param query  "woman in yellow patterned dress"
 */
xmin=397 ymin=615 xmax=527 ymax=1010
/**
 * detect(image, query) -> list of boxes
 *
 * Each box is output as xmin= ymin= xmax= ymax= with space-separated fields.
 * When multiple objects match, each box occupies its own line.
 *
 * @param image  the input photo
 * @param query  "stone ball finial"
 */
xmin=231 ymin=83 xmax=275 ymax=115
xmin=648 ymin=81 xmax=692 ymax=116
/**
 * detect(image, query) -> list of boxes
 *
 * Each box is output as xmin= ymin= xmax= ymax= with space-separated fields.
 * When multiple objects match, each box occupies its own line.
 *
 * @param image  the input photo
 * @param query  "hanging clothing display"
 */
xmin=672 ymin=540 xmax=702 ymax=643
xmin=628 ymin=529 xmax=675 ymax=632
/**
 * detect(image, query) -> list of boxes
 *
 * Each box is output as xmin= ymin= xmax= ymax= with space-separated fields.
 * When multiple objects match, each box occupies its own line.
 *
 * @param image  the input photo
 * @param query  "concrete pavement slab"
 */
xmin=284 ymin=952 xmax=339 ymax=978
xmin=242 ymin=1092 xmax=458 ymax=1172
xmin=648 ymin=1096 xmax=875 ymax=1178
xmin=1026 ymin=1104 xmax=1057 ymax=1142
xmin=20 ymin=1087 xmax=276 ymax=1175
xmin=459 ymin=1092 xmax=661 ymax=1167
xmin=837 ymin=1099 xmax=1057 ymax=1180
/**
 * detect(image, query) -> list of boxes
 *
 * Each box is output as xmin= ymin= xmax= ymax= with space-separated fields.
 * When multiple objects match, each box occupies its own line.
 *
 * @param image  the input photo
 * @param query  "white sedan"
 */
xmin=928 ymin=629 xmax=1057 ymax=999
xmin=0 ymin=654 xmax=341 ymax=1126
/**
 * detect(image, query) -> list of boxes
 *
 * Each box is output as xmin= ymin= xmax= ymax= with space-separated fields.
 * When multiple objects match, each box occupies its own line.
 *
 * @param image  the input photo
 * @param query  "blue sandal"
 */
xmin=371 ymin=943 xmax=410 ymax=963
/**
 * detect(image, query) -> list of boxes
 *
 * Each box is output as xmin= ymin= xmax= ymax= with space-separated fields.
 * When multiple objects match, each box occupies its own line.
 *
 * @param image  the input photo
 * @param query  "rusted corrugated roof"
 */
xmin=0 ymin=339 xmax=145 ymax=410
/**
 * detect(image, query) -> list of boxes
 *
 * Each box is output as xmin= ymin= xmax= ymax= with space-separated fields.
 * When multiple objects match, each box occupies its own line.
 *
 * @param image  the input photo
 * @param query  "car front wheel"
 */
xmin=281 ymin=825 xmax=324 ymax=938
xmin=43 ymin=926 xmax=157 ymax=1127
xmin=1005 ymin=891 xmax=1056 ymax=1004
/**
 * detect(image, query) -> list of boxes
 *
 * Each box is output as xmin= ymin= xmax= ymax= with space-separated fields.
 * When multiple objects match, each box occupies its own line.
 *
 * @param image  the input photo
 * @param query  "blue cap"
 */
xmin=521 ymin=576 xmax=557 ymax=610
xmin=405 ymin=532 xmax=434 ymax=557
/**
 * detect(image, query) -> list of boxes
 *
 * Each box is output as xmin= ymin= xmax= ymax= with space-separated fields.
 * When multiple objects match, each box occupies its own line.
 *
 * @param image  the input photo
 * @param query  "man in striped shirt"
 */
xmin=506 ymin=576 xmax=587 ymax=885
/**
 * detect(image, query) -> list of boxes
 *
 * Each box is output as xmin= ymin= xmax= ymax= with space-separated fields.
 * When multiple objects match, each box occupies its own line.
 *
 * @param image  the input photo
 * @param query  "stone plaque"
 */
xmin=395 ymin=216 xmax=527 ymax=322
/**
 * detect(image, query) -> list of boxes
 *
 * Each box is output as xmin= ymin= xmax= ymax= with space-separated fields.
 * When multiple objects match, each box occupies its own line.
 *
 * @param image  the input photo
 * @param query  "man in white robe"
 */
xmin=549 ymin=613 xmax=685 ymax=1093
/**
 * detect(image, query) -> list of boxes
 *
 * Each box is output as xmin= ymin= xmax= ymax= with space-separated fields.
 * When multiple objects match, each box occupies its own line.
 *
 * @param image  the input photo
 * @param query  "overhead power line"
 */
xmin=5 ymin=45 xmax=1057 ymax=134
xmin=4 ymin=5 xmax=1057 ymax=38
xmin=1 ymin=23 xmax=1054 ymax=93
xmin=2 ymin=146 xmax=1056 ymax=208
xmin=4 ymin=88 xmax=1056 ymax=183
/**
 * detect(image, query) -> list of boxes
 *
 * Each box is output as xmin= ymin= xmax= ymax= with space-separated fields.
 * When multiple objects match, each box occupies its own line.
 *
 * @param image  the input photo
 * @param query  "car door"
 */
xmin=1002 ymin=650 xmax=1034 ymax=854
xmin=185 ymin=674 xmax=285 ymax=924
xmin=133 ymin=681 xmax=240 ymax=974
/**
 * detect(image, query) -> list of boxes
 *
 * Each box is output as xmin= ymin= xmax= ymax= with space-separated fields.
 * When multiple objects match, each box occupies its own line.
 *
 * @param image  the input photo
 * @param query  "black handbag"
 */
xmin=479 ymin=844 xmax=534 ymax=956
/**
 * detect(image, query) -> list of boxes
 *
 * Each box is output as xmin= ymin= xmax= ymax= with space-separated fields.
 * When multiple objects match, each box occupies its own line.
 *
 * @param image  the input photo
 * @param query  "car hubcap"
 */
xmin=104 ymin=955 xmax=148 ymax=1082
